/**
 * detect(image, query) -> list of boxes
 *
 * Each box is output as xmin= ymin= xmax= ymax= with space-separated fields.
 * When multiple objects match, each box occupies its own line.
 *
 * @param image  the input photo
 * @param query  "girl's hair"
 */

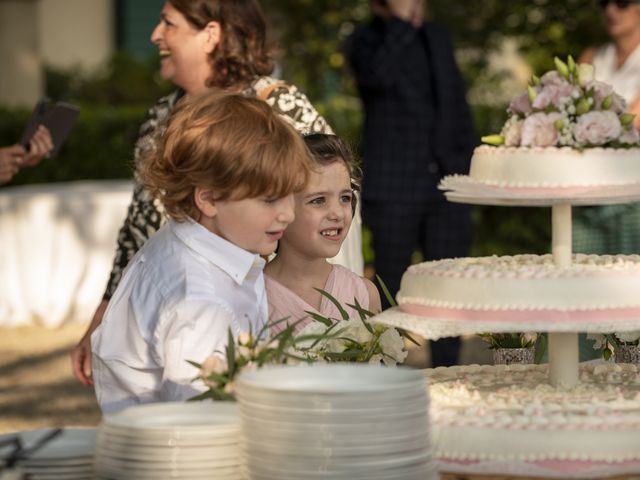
xmin=168 ymin=0 xmax=273 ymax=89
xmin=140 ymin=90 xmax=311 ymax=221
xmin=302 ymin=134 xmax=362 ymax=201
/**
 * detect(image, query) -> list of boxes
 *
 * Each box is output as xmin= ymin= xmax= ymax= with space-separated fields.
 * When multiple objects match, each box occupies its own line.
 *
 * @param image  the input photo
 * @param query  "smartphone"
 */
xmin=20 ymin=99 xmax=80 ymax=158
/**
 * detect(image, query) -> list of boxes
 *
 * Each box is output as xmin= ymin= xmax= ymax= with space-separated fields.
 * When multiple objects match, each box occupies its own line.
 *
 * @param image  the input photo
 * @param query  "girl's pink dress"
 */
xmin=265 ymin=264 xmax=370 ymax=335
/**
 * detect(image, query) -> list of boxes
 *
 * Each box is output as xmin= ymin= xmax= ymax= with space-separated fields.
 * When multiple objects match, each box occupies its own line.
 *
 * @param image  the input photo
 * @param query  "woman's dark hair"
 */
xmin=169 ymin=0 xmax=274 ymax=89
xmin=303 ymin=134 xmax=362 ymax=213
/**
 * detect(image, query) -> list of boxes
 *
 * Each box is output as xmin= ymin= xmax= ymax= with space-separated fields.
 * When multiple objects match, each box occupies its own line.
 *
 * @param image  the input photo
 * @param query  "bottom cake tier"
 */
xmin=426 ymin=363 xmax=640 ymax=464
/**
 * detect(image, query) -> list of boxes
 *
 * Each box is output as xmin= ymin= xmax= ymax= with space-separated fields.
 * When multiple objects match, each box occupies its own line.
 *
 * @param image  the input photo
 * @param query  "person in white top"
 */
xmin=91 ymin=91 xmax=312 ymax=413
xmin=574 ymin=0 xmax=640 ymax=359
xmin=581 ymin=0 xmax=640 ymax=128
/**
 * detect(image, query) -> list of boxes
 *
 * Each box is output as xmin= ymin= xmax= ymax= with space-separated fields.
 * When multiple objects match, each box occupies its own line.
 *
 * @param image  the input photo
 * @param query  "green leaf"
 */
xmin=304 ymin=309 xmax=333 ymax=327
xmin=575 ymin=98 xmax=591 ymax=115
xmin=186 ymin=359 xmax=202 ymax=370
xmin=531 ymin=74 xmax=541 ymax=86
xmin=527 ymin=84 xmax=537 ymax=103
xmin=620 ymin=113 xmax=636 ymax=126
xmin=602 ymin=94 xmax=612 ymax=110
xmin=375 ymin=275 xmax=397 ymax=307
xmin=567 ymin=55 xmax=576 ymax=75
xmin=554 ymin=56 xmax=569 ymax=78
xmin=203 ymin=372 xmax=229 ymax=385
xmin=603 ymin=347 xmax=613 ymax=361
xmin=348 ymin=299 xmax=375 ymax=334
xmin=188 ymin=389 xmax=236 ymax=402
xmin=534 ymin=333 xmax=547 ymax=364
xmin=226 ymin=328 xmax=236 ymax=376
xmin=397 ymin=328 xmax=420 ymax=346
xmin=553 ymin=119 xmax=564 ymax=130
xmin=314 ymin=288 xmax=349 ymax=320
xmin=347 ymin=299 xmax=372 ymax=321
xmin=323 ymin=349 xmax=362 ymax=361
xmin=364 ymin=336 xmax=382 ymax=361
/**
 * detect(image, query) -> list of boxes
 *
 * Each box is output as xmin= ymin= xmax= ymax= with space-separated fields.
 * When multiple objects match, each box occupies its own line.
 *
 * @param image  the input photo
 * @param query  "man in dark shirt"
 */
xmin=346 ymin=0 xmax=475 ymax=367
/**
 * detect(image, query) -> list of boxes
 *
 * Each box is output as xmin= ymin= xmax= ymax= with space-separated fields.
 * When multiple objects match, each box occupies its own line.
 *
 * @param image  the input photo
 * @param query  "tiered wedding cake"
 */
xmin=374 ymin=57 xmax=640 ymax=476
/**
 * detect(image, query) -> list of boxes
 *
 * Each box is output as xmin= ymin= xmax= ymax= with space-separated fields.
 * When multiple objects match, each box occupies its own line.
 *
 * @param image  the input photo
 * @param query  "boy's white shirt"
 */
xmin=91 ymin=218 xmax=267 ymax=414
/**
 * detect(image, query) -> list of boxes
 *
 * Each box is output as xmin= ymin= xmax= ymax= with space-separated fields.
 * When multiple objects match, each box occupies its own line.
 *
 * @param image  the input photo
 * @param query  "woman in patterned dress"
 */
xmin=70 ymin=0 xmax=363 ymax=385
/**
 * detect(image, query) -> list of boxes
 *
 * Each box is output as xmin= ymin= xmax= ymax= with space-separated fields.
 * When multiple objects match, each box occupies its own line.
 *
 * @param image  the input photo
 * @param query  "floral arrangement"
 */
xmin=587 ymin=331 xmax=640 ymax=361
xmin=189 ymin=288 xmax=416 ymax=401
xmin=478 ymin=332 xmax=538 ymax=350
xmin=482 ymin=56 xmax=639 ymax=149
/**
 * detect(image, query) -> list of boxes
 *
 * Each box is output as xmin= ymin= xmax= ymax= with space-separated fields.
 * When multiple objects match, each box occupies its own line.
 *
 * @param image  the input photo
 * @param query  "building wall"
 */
xmin=0 ymin=0 xmax=42 ymax=107
xmin=0 ymin=0 xmax=114 ymax=107
xmin=39 ymin=0 xmax=114 ymax=71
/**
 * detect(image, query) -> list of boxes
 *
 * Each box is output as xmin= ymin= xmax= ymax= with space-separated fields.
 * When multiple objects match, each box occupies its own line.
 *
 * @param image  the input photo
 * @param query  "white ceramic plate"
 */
xmin=236 ymin=364 xmax=426 ymax=395
xmin=97 ymin=423 xmax=238 ymax=447
xmin=102 ymin=402 xmax=238 ymax=433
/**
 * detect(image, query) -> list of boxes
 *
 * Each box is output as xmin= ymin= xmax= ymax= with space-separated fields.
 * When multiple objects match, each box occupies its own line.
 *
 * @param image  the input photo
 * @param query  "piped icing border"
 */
xmin=427 ymin=364 xmax=640 ymax=463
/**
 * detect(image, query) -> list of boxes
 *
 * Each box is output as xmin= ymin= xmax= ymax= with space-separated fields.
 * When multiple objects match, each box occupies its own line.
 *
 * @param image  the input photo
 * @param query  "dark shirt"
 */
xmin=347 ymin=17 xmax=475 ymax=203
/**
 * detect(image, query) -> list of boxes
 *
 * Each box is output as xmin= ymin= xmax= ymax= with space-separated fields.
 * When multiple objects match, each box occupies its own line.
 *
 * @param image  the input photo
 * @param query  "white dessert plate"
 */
xmin=102 ymin=401 xmax=238 ymax=433
xmin=236 ymin=364 xmax=426 ymax=395
xmin=97 ymin=423 xmax=238 ymax=447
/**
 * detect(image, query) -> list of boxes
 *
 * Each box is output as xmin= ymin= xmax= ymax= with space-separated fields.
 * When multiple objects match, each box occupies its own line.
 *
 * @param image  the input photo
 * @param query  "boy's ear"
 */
xmin=202 ymin=21 xmax=221 ymax=54
xmin=194 ymin=187 xmax=218 ymax=218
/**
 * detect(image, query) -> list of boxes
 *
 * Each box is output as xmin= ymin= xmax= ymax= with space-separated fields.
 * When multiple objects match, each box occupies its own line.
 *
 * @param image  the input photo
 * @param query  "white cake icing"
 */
xmin=470 ymin=145 xmax=640 ymax=188
xmin=426 ymin=363 xmax=640 ymax=462
xmin=398 ymin=254 xmax=640 ymax=311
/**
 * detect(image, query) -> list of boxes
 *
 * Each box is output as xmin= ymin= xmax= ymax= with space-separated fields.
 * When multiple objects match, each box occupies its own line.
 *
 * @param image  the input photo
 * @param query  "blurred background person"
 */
xmin=346 ymin=0 xmax=475 ymax=367
xmin=574 ymin=0 xmax=640 ymax=256
xmin=574 ymin=0 xmax=640 ymax=359
xmin=0 ymin=126 xmax=53 ymax=185
xmin=69 ymin=0 xmax=355 ymax=386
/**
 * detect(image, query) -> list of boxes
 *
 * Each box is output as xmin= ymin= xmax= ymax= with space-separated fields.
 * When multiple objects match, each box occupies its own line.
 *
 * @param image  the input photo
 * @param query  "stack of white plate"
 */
xmin=0 ymin=428 xmax=95 ymax=479
xmin=236 ymin=364 xmax=437 ymax=480
xmin=94 ymin=402 xmax=241 ymax=480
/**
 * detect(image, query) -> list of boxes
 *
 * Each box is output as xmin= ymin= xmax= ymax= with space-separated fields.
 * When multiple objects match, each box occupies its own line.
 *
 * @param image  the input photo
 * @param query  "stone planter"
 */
xmin=493 ymin=347 xmax=535 ymax=365
xmin=614 ymin=344 xmax=640 ymax=364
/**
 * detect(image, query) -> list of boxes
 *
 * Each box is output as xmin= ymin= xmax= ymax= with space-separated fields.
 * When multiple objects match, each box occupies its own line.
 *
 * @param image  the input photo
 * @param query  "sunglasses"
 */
xmin=598 ymin=0 xmax=639 ymax=8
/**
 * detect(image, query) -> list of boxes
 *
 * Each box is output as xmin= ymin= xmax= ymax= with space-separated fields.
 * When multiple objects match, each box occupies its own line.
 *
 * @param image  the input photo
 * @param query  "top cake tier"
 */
xmin=470 ymin=145 xmax=640 ymax=188
xmin=440 ymin=57 xmax=640 ymax=205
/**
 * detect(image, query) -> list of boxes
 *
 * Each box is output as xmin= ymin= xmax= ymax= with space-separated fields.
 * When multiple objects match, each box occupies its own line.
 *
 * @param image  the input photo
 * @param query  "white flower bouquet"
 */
xmin=482 ymin=56 xmax=640 ymax=149
xmin=588 ymin=331 xmax=640 ymax=361
xmin=189 ymin=288 xmax=416 ymax=401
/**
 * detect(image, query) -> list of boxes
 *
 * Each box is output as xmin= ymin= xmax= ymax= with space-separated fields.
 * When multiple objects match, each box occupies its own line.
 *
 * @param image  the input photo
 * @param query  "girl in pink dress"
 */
xmin=264 ymin=134 xmax=381 ymax=334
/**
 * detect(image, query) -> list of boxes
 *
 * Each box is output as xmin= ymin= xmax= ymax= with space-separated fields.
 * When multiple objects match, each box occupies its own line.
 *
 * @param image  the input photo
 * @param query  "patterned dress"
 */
xmin=103 ymin=77 xmax=333 ymax=299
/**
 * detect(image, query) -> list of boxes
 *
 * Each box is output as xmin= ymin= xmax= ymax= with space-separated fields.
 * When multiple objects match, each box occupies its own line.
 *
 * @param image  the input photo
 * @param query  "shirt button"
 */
xmin=428 ymin=162 xmax=439 ymax=174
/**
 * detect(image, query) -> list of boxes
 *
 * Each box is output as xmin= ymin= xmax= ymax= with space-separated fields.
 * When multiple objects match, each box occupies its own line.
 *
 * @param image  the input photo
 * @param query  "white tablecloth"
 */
xmin=0 ymin=181 xmax=132 ymax=327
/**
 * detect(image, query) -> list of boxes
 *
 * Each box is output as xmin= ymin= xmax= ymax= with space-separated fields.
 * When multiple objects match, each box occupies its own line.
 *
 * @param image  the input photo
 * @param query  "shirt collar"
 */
xmin=170 ymin=219 xmax=265 ymax=285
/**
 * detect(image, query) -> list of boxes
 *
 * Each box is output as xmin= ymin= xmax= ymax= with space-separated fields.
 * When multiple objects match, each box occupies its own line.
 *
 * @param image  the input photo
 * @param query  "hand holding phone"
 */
xmin=20 ymin=99 xmax=79 ymax=158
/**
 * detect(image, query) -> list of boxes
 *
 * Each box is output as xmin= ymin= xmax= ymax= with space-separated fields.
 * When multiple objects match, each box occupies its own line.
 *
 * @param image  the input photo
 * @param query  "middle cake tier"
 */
xmin=398 ymin=254 xmax=640 ymax=311
xmin=372 ymin=254 xmax=640 ymax=338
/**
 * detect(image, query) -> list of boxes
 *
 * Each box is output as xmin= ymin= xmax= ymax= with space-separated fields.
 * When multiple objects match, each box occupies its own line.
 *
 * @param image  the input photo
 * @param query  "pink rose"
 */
xmin=521 ymin=112 xmax=562 ymax=147
xmin=501 ymin=118 xmax=523 ymax=146
xmin=532 ymin=83 xmax=574 ymax=110
xmin=508 ymin=92 xmax=532 ymax=116
xmin=620 ymin=126 xmax=640 ymax=145
xmin=573 ymin=110 xmax=622 ymax=146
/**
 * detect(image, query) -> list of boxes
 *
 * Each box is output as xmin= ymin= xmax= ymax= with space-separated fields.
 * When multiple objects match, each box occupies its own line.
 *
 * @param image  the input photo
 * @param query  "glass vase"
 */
xmin=614 ymin=344 xmax=640 ymax=364
xmin=493 ymin=347 xmax=535 ymax=365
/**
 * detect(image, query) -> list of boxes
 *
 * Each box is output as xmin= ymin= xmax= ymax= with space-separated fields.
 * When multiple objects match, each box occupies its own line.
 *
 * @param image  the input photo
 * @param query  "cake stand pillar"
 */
xmin=549 ymin=204 xmax=578 ymax=388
